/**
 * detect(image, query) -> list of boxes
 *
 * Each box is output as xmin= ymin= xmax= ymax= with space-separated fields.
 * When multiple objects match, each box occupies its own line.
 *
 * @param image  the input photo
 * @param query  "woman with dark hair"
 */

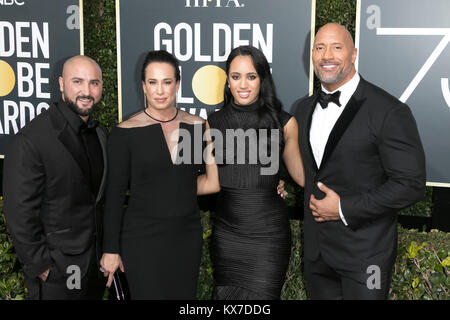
xmin=208 ymin=45 xmax=304 ymax=299
xmin=100 ymin=50 xmax=219 ymax=299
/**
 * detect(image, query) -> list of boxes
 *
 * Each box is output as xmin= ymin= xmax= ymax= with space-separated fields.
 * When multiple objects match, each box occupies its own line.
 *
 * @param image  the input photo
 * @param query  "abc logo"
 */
xmin=0 ymin=0 xmax=25 ymax=5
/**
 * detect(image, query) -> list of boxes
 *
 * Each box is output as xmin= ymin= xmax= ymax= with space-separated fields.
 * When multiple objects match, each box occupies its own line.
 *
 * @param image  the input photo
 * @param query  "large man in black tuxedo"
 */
xmin=294 ymin=23 xmax=426 ymax=299
xmin=3 ymin=55 xmax=107 ymax=299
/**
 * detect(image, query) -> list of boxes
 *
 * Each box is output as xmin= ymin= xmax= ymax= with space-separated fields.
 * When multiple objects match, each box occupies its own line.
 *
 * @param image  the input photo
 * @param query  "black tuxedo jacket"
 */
xmin=294 ymin=76 xmax=426 ymax=272
xmin=3 ymin=100 xmax=108 ymax=280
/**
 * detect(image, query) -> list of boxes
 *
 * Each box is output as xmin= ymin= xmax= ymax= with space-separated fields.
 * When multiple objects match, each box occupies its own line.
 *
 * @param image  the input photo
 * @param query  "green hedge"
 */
xmin=1 ymin=206 xmax=448 ymax=300
xmin=84 ymin=0 xmax=118 ymax=130
xmin=197 ymin=211 xmax=449 ymax=300
xmin=392 ymin=228 xmax=449 ymax=299
xmin=0 ymin=200 xmax=25 ymax=300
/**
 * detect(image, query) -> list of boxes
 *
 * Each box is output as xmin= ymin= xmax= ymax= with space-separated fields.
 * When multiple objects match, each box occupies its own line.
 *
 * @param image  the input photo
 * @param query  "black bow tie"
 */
xmin=318 ymin=90 xmax=341 ymax=109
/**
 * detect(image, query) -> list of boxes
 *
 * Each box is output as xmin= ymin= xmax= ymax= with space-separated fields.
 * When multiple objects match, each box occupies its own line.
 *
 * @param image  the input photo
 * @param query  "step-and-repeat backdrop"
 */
xmin=357 ymin=0 xmax=450 ymax=185
xmin=0 ymin=0 xmax=82 ymax=156
xmin=2 ymin=0 xmax=449 ymax=186
xmin=116 ymin=0 xmax=315 ymax=121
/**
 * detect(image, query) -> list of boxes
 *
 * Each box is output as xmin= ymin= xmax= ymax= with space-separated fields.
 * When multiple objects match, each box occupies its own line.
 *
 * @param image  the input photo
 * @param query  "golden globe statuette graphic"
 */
xmin=192 ymin=65 xmax=227 ymax=105
xmin=0 ymin=60 xmax=16 ymax=97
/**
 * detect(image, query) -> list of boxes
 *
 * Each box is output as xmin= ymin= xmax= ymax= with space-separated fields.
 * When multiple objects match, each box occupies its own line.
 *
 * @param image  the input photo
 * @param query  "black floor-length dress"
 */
xmin=103 ymin=121 xmax=205 ymax=299
xmin=208 ymin=101 xmax=292 ymax=300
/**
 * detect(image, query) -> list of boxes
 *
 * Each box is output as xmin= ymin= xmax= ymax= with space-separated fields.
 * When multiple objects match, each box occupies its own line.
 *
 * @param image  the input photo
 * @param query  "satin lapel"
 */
xmin=306 ymin=93 xmax=320 ymax=172
xmin=95 ymin=126 xmax=107 ymax=203
xmin=57 ymin=121 xmax=91 ymax=185
xmin=319 ymin=94 xmax=366 ymax=172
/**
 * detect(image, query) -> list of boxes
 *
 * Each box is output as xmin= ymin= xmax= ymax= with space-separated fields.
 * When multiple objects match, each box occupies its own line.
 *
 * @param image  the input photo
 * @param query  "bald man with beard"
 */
xmin=3 ymin=55 xmax=108 ymax=299
xmin=293 ymin=23 xmax=426 ymax=299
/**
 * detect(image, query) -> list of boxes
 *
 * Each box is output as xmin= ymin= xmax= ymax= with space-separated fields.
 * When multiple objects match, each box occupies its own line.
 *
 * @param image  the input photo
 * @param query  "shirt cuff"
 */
xmin=339 ymin=200 xmax=349 ymax=226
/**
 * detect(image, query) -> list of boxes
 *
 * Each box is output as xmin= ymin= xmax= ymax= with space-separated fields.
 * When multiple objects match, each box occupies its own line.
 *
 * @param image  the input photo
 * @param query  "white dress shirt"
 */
xmin=310 ymin=72 xmax=360 ymax=226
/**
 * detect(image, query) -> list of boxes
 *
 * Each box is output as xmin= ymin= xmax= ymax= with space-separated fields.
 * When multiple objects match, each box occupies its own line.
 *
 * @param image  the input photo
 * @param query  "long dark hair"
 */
xmin=224 ymin=46 xmax=284 ymax=145
xmin=141 ymin=50 xmax=180 ymax=82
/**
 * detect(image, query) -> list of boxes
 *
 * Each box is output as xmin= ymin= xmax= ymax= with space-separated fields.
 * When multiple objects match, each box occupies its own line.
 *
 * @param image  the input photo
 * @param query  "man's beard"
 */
xmin=65 ymin=96 xmax=96 ymax=117
xmin=315 ymin=61 xmax=352 ymax=85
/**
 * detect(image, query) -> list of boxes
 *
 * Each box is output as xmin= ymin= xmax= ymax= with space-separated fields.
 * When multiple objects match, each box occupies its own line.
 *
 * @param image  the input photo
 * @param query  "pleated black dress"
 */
xmin=103 ymin=121 xmax=205 ymax=299
xmin=208 ymin=101 xmax=292 ymax=300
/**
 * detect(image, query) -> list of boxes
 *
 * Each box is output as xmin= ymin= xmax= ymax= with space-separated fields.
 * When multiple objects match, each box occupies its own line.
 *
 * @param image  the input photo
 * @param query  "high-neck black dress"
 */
xmin=103 ymin=121 xmax=205 ymax=299
xmin=208 ymin=101 xmax=292 ymax=299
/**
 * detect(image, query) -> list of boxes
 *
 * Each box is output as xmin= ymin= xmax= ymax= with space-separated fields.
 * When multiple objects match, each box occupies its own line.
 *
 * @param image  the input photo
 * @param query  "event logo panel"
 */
xmin=118 ymin=0 xmax=313 ymax=120
xmin=357 ymin=0 xmax=450 ymax=185
xmin=0 ymin=0 xmax=81 ymax=156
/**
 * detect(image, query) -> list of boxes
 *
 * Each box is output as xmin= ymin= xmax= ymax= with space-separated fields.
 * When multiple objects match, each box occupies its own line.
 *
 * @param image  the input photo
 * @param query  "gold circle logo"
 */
xmin=192 ymin=65 xmax=226 ymax=105
xmin=0 ymin=60 xmax=15 ymax=97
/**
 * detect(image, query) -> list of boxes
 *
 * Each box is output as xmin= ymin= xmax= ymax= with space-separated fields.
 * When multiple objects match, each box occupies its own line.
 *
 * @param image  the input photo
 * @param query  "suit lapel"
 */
xmin=305 ymin=92 xmax=320 ymax=172
xmin=95 ymin=126 xmax=107 ymax=203
xmin=57 ymin=123 xmax=91 ymax=185
xmin=48 ymin=104 xmax=91 ymax=187
xmin=319 ymin=80 xmax=366 ymax=171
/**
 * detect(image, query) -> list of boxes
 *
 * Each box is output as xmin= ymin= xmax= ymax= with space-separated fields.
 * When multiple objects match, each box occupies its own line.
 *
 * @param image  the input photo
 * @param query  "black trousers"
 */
xmin=25 ymin=247 xmax=106 ymax=300
xmin=303 ymin=254 xmax=393 ymax=300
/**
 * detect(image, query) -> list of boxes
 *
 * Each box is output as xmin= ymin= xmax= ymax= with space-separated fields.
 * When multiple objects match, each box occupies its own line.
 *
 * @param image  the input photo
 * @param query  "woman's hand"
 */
xmin=100 ymin=253 xmax=125 ymax=287
xmin=277 ymin=179 xmax=288 ymax=199
xmin=197 ymin=121 xmax=220 ymax=195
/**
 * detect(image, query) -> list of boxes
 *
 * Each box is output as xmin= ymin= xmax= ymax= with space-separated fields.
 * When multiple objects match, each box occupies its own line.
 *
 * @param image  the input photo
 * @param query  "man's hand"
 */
xmin=277 ymin=179 xmax=288 ymax=199
xmin=309 ymin=182 xmax=341 ymax=222
xmin=100 ymin=253 xmax=125 ymax=288
xmin=38 ymin=269 xmax=50 ymax=282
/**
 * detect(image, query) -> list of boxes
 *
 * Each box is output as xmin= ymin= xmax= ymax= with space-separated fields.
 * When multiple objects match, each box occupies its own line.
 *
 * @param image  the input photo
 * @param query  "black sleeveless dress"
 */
xmin=208 ymin=101 xmax=292 ymax=300
xmin=103 ymin=121 xmax=205 ymax=299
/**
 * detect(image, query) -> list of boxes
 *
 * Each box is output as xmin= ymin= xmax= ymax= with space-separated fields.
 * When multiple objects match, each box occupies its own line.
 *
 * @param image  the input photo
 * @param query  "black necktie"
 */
xmin=81 ymin=119 xmax=99 ymax=134
xmin=318 ymin=90 xmax=341 ymax=109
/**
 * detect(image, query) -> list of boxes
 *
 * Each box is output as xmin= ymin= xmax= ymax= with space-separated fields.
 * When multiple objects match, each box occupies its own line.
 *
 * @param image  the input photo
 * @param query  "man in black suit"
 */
xmin=3 ymin=55 xmax=107 ymax=299
xmin=294 ymin=23 xmax=426 ymax=299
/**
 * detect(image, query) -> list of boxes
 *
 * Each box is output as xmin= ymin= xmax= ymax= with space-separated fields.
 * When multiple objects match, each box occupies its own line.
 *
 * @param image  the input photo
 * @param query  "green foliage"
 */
xmin=1 ymin=206 xmax=448 ymax=300
xmin=0 ymin=200 xmax=26 ymax=300
xmin=399 ymin=186 xmax=433 ymax=217
xmin=197 ymin=211 xmax=214 ymax=299
xmin=316 ymin=0 xmax=357 ymax=35
xmin=196 ymin=212 xmax=449 ymax=300
xmin=283 ymin=180 xmax=304 ymax=208
xmin=391 ymin=227 xmax=449 ymax=300
xmin=83 ymin=0 xmax=118 ymax=131
xmin=281 ymin=220 xmax=307 ymax=300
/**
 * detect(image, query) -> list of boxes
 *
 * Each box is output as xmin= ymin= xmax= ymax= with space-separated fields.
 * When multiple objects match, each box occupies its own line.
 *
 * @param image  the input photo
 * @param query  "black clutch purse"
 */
xmin=111 ymin=271 xmax=126 ymax=300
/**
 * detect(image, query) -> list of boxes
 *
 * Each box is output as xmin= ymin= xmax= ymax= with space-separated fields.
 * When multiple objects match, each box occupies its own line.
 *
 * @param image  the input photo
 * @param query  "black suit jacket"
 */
xmin=3 ymin=100 xmax=108 ymax=280
xmin=294 ymin=76 xmax=426 ymax=272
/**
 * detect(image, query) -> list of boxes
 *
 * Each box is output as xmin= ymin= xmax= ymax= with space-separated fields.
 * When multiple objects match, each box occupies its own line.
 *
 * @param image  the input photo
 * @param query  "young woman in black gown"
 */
xmin=100 ymin=50 xmax=219 ymax=299
xmin=207 ymin=46 xmax=304 ymax=299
